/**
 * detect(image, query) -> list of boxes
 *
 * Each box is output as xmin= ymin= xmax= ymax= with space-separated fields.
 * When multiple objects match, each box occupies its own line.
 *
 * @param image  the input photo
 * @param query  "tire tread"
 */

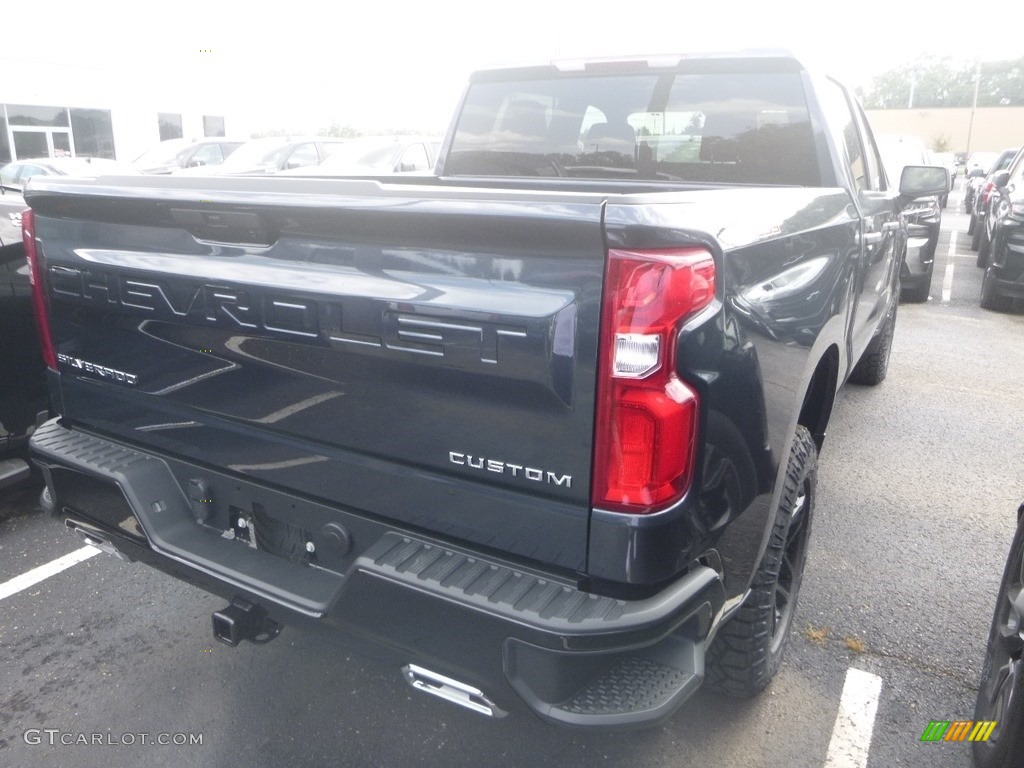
xmin=705 ymin=426 xmax=818 ymax=697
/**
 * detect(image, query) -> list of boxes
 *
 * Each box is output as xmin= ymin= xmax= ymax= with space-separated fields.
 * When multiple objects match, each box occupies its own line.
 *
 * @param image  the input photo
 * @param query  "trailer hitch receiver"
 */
xmin=212 ymin=597 xmax=282 ymax=646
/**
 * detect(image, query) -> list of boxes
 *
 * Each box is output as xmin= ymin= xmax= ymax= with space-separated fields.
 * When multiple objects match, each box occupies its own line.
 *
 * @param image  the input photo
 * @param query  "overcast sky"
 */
xmin=7 ymin=0 xmax=1024 ymax=135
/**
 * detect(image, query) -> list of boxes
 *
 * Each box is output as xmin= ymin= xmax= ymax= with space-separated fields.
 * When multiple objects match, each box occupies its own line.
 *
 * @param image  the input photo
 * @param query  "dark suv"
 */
xmin=877 ymin=135 xmax=944 ymax=302
xmin=972 ymin=502 xmax=1024 ymax=767
xmin=980 ymin=146 xmax=1024 ymax=310
xmin=969 ymin=148 xmax=1019 ymax=254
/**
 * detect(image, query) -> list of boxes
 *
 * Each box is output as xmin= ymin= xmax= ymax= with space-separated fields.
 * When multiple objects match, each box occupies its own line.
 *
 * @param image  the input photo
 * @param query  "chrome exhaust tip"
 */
xmin=401 ymin=664 xmax=506 ymax=718
xmin=65 ymin=520 xmax=132 ymax=562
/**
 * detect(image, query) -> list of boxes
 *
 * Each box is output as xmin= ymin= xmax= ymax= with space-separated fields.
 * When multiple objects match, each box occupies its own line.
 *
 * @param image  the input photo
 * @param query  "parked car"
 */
xmin=931 ymin=152 xmax=957 ymax=189
xmin=279 ymin=135 xmax=442 ymax=176
xmin=877 ymin=135 xmax=945 ymax=302
xmin=1 ymin=156 xmax=139 ymax=193
xmin=964 ymin=154 xmax=997 ymax=214
xmin=972 ymin=502 xmax=1024 ymax=767
xmin=980 ymin=147 xmax=1024 ymax=310
xmin=0 ymin=219 xmax=48 ymax=489
xmin=134 ymin=138 xmax=245 ymax=174
xmin=966 ymin=150 xmax=1015 ymax=231
xmin=1 ymin=156 xmax=140 ymax=231
xmin=174 ymin=137 xmax=346 ymax=176
xmin=976 ymin=147 xmax=1024 ymax=270
xmin=969 ymin=148 xmax=1020 ymax=252
xmin=966 ymin=151 xmax=1000 ymax=181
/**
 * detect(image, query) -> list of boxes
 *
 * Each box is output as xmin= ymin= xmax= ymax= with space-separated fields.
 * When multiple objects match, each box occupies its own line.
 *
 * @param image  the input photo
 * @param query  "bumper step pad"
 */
xmin=561 ymin=656 xmax=693 ymax=716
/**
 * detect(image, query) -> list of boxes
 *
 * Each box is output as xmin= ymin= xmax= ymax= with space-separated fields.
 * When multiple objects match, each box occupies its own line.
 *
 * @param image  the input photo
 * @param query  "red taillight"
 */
xmin=981 ymin=181 xmax=995 ymax=206
xmin=23 ymin=209 xmax=58 ymax=371
xmin=591 ymin=247 xmax=715 ymax=514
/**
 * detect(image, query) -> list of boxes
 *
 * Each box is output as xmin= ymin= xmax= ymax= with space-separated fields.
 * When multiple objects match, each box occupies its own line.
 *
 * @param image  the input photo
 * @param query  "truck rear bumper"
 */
xmin=31 ymin=418 xmax=726 ymax=727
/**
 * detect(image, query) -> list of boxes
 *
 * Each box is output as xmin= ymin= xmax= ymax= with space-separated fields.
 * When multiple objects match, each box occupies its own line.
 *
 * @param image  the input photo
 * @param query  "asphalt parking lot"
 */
xmin=1 ymin=177 xmax=1022 ymax=768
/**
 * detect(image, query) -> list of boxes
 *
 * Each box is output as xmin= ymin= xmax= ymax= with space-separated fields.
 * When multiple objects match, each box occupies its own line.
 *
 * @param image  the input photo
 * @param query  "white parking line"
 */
xmin=942 ymin=231 xmax=957 ymax=303
xmin=0 ymin=545 xmax=100 ymax=601
xmin=824 ymin=667 xmax=883 ymax=768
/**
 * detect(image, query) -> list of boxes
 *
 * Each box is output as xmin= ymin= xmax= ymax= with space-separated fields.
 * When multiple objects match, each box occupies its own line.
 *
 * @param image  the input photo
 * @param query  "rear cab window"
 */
xmin=446 ymin=61 xmax=822 ymax=186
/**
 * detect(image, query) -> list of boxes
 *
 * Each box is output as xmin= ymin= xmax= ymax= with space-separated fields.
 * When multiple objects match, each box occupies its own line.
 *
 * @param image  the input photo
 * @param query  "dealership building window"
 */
xmin=204 ymin=115 xmax=226 ymax=137
xmin=1 ymin=104 xmax=115 ymax=164
xmin=158 ymin=113 xmax=183 ymax=141
xmin=70 ymin=109 xmax=115 ymax=159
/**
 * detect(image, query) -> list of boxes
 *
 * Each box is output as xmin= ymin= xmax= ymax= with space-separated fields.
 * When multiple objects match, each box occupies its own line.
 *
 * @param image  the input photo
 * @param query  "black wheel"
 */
xmin=979 ymin=225 xmax=992 ymax=266
xmin=973 ymin=225 xmax=983 ymax=251
xmin=981 ymin=269 xmax=1011 ymax=312
xmin=900 ymin=272 xmax=932 ymax=304
xmin=972 ymin=514 xmax=1024 ymax=768
xmin=849 ymin=294 xmax=897 ymax=385
xmin=705 ymin=426 xmax=817 ymax=697
xmin=968 ymin=214 xmax=977 ymax=236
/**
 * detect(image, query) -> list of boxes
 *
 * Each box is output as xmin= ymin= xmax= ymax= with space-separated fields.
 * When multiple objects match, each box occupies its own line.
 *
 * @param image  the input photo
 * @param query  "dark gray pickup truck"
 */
xmin=24 ymin=53 xmax=946 ymax=727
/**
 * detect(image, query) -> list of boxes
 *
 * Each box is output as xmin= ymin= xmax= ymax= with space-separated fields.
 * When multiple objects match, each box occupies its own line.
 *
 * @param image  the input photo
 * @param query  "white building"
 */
xmin=1 ymin=54 xmax=253 ymax=165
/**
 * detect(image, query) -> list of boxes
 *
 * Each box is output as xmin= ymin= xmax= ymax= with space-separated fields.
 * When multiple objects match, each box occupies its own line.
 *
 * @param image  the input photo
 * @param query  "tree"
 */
xmin=250 ymin=128 xmax=292 ymax=138
xmin=861 ymin=56 xmax=1024 ymax=108
xmin=319 ymin=123 xmax=362 ymax=138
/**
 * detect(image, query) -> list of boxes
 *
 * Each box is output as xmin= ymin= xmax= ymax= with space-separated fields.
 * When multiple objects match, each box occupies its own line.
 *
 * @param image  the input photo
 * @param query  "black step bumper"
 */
xmin=31 ymin=418 xmax=726 ymax=727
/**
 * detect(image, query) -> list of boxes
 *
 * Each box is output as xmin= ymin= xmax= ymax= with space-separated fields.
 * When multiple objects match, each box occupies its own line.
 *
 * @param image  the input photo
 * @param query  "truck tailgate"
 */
xmin=29 ymin=177 xmax=606 ymax=572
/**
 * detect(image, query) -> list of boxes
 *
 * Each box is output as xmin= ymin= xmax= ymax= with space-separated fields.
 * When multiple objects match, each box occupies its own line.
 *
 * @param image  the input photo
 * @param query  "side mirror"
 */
xmin=188 ymin=159 xmax=206 ymax=168
xmin=899 ymin=165 xmax=948 ymax=200
xmin=992 ymin=170 xmax=1011 ymax=188
xmin=969 ymin=167 xmax=986 ymax=178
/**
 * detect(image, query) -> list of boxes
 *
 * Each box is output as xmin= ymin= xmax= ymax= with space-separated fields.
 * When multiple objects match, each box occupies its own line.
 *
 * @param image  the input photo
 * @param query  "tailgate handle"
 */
xmin=171 ymin=207 xmax=277 ymax=247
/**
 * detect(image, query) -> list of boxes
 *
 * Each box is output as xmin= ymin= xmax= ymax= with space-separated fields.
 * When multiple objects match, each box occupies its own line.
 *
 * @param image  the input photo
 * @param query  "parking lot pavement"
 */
xmin=1 ymin=178 xmax=1020 ymax=767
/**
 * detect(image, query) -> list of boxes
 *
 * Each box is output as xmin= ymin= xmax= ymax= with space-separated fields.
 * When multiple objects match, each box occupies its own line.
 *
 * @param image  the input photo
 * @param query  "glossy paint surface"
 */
xmin=29 ymin=177 xmax=605 ymax=570
xmin=26 ymin=169 xmax=887 ymax=591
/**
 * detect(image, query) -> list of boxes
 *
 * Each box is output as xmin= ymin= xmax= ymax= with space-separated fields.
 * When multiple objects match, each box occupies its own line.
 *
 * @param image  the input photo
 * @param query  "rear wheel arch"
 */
xmin=797 ymin=345 xmax=840 ymax=453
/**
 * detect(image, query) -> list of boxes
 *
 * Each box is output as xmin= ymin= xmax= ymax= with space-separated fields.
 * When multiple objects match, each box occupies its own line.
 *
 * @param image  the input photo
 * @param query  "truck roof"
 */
xmin=470 ymin=50 xmax=809 ymax=81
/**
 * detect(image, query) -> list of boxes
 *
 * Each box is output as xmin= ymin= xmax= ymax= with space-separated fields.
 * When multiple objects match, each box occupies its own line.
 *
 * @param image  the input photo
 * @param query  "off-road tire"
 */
xmin=972 ymin=514 xmax=1024 ymax=768
xmin=968 ymin=214 xmax=976 ymax=235
xmin=981 ymin=269 xmax=1011 ymax=312
xmin=705 ymin=426 xmax=817 ymax=697
xmin=849 ymin=295 xmax=897 ymax=385
xmin=900 ymin=273 xmax=931 ymax=304
xmin=978 ymin=225 xmax=992 ymax=266
xmin=972 ymin=225 xmax=983 ymax=251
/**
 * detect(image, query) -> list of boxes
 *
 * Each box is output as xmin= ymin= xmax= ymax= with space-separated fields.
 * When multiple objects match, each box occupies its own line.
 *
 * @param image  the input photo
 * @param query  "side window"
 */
xmin=852 ymin=104 xmax=883 ymax=191
xmin=399 ymin=143 xmax=430 ymax=172
xmin=18 ymin=165 xmax=48 ymax=188
xmin=0 ymin=163 xmax=18 ymax=188
xmin=287 ymin=143 xmax=319 ymax=169
xmin=1009 ymin=150 xmax=1024 ymax=184
xmin=818 ymin=79 xmax=868 ymax=193
xmin=191 ymin=144 xmax=224 ymax=166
